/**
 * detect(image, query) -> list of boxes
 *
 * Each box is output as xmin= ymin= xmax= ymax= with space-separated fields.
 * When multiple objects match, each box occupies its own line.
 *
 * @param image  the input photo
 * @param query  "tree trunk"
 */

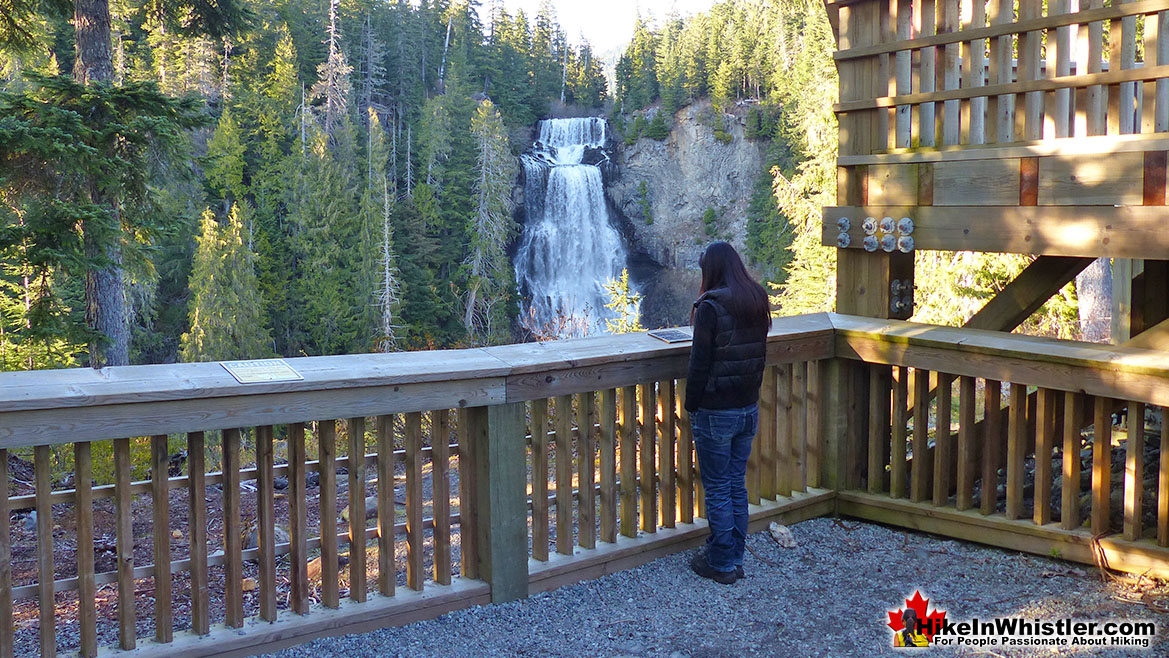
xmin=74 ymin=0 xmax=130 ymax=367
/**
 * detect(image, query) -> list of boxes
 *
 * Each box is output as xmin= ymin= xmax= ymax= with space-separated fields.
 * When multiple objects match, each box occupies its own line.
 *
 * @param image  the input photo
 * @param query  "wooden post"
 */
xmin=457 ymin=408 xmax=478 ymax=580
xmin=471 ymin=403 xmax=529 ymax=604
xmin=405 ymin=411 xmax=424 ymax=590
xmin=34 ymin=444 xmax=55 ymax=657
xmin=150 ymin=434 xmax=173 ymax=641
xmin=1124 ymin=401 xmax=1146 ymax=541
xmin=657 ymin=383 xmax=675 ymax=528
xmin=376 ymin=415 xmax=396 ymax=595
xmin=579 ymin=392 xmax=598 ymax=545
xmin=639 ymin=382 xmax=657 ymax=533
xmin=1006 ymin=383 xmax=1027 ymax=520
xmin=0 ymin=448 xmax=12 ymax=658
xmin=822 ymin=359 xmax=861 ymax=491
xmin=75 ymin=442 xmax=97 ymax=655
xmin=599 ymin=389 xmax=618 ymax=540
xmin=531 ymin=399 xmax=550 ymax=560
xmin=433 ymin=410 xmax=452 ymax=584
xmin=1063 ymin=393 xmax=1084 ymax=531
xmin=186 ymin=433 xmax=210 ymax=633
xmin=114 ymin=438 xmax=136 ymax=648
xmin=619 ymin=385 xmax=637 ymax=538
xmin=554 ymin=395 xmax=574 ymax=554
xmin=288 ymin=424 xmax=310 ymax=613
xmin=1092 ymin=396 xmax=1113 ymax=535
xmin=222 ymin=429 xmax=244 ymax=626
xmin=318 ymin=421 xmax=339 ymax=608
xmin=346 ymin=417 xmax=367 ymax=602
xmin=256 ymin=426 xmax=277 ymax=621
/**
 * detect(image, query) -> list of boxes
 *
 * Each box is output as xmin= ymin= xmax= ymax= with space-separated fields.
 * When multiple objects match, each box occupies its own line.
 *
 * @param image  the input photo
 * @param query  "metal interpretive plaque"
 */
xmin=647 ymin=328 xmax=693 ymax=343
xmin=221 ymin=359 xmax=304 ymax=384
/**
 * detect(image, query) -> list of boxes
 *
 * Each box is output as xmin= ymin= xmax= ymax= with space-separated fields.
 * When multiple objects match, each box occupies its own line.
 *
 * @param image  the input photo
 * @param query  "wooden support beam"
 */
xmin=965 ymin=257 xmax=1095 ymax=331
xmin=824 ymin=205 xmax=1169 ymax=259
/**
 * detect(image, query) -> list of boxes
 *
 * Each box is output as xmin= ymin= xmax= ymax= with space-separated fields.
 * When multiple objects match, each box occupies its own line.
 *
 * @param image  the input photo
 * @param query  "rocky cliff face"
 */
xmin=607 ymin=100 xmax=767 ymax=326
xmin=609 ymin=99 xmax=766 ymax=270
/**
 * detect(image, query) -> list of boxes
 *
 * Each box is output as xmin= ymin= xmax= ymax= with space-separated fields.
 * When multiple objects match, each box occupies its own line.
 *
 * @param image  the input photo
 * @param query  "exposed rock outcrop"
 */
xmin=608 ymin=100 xmax=766 ymax=272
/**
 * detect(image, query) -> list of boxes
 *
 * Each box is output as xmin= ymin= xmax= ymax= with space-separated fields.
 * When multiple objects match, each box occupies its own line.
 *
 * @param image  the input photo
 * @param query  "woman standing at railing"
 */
xmin=685 ymin=241 xmax=771 ymax=585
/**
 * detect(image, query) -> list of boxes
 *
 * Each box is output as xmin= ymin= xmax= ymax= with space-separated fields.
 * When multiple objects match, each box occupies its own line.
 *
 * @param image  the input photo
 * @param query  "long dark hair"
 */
xmin=691 ymin=241 xmax=770 ymax=326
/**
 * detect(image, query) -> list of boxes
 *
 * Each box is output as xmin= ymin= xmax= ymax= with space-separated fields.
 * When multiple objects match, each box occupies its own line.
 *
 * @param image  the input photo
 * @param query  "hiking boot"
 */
xmin=690 ymin=553 xmax=737 ymax=584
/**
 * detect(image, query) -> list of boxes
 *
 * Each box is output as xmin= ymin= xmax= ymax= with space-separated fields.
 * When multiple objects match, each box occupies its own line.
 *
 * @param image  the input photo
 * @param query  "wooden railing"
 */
xmin=0 ymin=314 xmax=834 ymax=657
xmin=9 ymin=312 xmax=1169 ymax=656
xmin=831 ymin=315 xmax=1169 ymax=579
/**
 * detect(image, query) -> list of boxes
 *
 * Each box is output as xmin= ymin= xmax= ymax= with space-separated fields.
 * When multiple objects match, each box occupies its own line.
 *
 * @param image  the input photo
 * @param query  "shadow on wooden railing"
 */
xmin=8 ymin=312 xmax=1169 ymax=656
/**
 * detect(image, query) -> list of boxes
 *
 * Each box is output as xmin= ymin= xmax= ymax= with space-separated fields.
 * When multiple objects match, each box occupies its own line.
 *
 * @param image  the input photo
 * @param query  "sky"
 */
xmin=497 ymin=0 xmax=719 ymax=55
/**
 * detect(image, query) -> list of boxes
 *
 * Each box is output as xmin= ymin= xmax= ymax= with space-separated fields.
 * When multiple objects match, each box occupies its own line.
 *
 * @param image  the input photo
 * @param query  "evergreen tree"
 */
xmin=181 ymin=204 xmax=270 ymax=361
xmin=602 ymin=269 xmax=644 ymax=334
xmin=204 ymin=108 xmax=247 ymax=209
xmin=311 ymin=0 xmax=353 ymax=139
xmin=363 ymin=110 xmax=403 ymax=351
xmin=464 ymin=99 xmax=516 ymax=344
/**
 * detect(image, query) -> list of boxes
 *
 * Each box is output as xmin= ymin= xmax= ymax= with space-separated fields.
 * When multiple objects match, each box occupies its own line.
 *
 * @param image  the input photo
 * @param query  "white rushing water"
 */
xmin=514 ymin=118 xmax=633 ymax=337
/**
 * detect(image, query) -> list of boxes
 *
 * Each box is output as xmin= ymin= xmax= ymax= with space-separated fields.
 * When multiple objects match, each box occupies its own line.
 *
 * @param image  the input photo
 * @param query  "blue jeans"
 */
xmin=691 ymin=404 xmax=758 ymax=573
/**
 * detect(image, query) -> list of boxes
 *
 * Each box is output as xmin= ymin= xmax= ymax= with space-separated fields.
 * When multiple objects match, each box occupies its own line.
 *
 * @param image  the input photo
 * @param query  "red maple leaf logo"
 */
xmin=887 ymin=590 xmax=947 ymax=641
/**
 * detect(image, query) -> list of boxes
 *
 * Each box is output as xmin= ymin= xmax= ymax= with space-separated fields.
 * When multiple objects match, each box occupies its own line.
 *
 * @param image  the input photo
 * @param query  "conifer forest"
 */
xmin=0 ymin=0 xmax=1082 ymax=373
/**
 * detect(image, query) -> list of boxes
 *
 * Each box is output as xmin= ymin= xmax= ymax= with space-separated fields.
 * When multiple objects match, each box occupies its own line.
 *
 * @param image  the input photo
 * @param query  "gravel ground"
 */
xmin=261 ymin=518 xmax=1169 ymax=657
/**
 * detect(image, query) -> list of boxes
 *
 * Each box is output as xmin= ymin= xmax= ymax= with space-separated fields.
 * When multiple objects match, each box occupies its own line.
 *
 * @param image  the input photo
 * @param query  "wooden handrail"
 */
xmin=0 ymin=313 xmax=835 ymax=448
xmin=831 ymin=313 xmax=1169 ymax=406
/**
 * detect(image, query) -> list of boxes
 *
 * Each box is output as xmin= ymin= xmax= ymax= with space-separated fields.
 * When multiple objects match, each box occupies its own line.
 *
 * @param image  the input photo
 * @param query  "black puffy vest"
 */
xmin=684 ymin=288 xmax=769 ymax=411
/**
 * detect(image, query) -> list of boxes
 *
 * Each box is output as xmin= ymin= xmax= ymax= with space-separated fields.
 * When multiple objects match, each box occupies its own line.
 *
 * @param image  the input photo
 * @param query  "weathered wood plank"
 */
xmin=287 ymin=424 xmax=308 ymax=615
xmin=760 ymin=366 xmax=777 ymax=500
xmin=619 ymin=385 xmax=637 ymax=538
xmin=471 ymin=403 xmax=530 ymax=603
xmin=256 ymin=426 xmax=277 ymax=621
xmin=599 ymin=389 xmax=618 ymax=541
xmin=34 ymin=444 xmax=55 ymax=657
xmin=955 ymin=376 xmax=976 ymax=511
xmin=579 ymin=392 xmax=598 ymax=546
xmin=890 ymin=366 xmax=909 ymax=498
xmin=75 ymin=441 xmax=97 ymax=655
xmin=836 ymin=64 xmax=1169 ymax=113
xmin=0 ymin=448 xmax=12 ymax=658
xmin=433 ymin=410 xmax=451 ymax=584
xmin=114 ymin=437 xmax=137 ymax=647
xmin=911 ymin=368 xmax=930 ymax=502
xmin=1033 ymin=390 xmax=1056 ymax=526
xmin=982 ymin=381 xmax=1003 ymax=515
xmin=806 ymin=361 xmax=823 ymax=490
xmin=1161 ymin=406 xmax=1169 ymax=545
xmin=531 ymin=399 xmax=550 ymax=560
xmin=1124 ymin=401 xmax=1147 ymax=540
xmin=868 ymin=366 xmax=887 ymax=494
xmin=151 ymin=434 xmax=174 ymax=640
xmin=457 ymin=407 xmax=478 ymax=580
xmin=318 ymin=421 xmax=339 ymax=608
xmin=1093 ymin=397 xmax=1114 ymax=534
xmin=775 ymin=363 xmax=793 ymax=497
xmin=933 ymin=374 xmax=954 ymax=507
xmin=834 ymin=0 xmax=1169 ymax=61
xmin=676 ymin=381 xmax=694 ymax=523
xmin=555 ymin=395 xmax=574 ymax=554
xmin=405 ymin=411 xmax=424 ymax=590
xmin=376 ymin=415 xmax=395 ymax=594
xmin=792 ymin=363 xmax=808 ymax=493
xmin=1062 ymin=393 xmax=1084 ymax=531
xmin=639 ymin=383 xmax=657 ymax=533
xmin=823 ymin=204 xmax=1169 ymax=260
xmin=347 ymin=417 xmax=367 ymax=601
xmin=1006 ymin=384 xmax=1027 ymax=520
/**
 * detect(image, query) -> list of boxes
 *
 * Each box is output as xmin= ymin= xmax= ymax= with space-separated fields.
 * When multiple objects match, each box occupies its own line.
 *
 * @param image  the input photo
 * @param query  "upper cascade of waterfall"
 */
xmin=531 ymin=117 xmax=608 ymax=166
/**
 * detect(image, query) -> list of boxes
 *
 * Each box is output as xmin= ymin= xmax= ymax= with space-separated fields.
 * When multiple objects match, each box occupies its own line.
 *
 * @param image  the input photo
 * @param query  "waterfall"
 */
xmin=514 ymin=117 xmax=634 ymax=337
